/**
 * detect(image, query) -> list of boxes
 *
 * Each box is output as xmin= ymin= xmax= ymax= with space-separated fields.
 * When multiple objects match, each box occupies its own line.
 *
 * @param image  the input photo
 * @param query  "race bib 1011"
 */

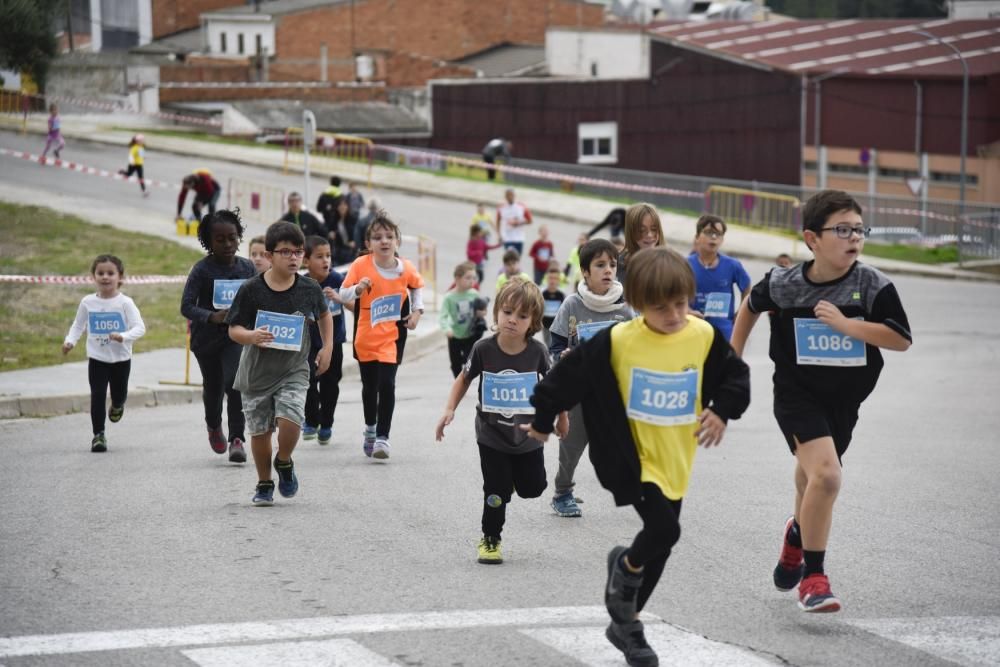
xmin=481 ymin=371 xmax=537 ymax=416
xmin=254 ymin=310 xmax=305 ymax=351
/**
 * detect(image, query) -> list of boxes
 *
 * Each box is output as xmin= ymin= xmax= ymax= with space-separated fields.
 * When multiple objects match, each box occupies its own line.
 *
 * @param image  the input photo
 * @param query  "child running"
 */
xmin=495 ymin=249 xmax=532 ymax=293
xmin=248 ymin=236 xmax=270 ymax=273
xmin=226 ymin=222 xmax=333 ymax=506
xmin=527 ymin=247 xmax=750 ymax=666
xmin=686 ymin=215 xmax=750 ymax=341
xmin=540 ymin=265 xmax=566 ymax=349
xmin=41 ymin=103 xmax=65 ymax=160
xmin=302 ymin=235 xmax=347 ymax=445
xmin=467 ymin=223 xmax=500 ymax=285
xmin=435 ymin=279 xmax=568 ymax=564
xmin=181 ymin=209 xmax=257 ymax=462
xmin=528 ymin=225 xmax=555 ymax=284
xmin=440 ymin=261 xmax=483 ymax=378
xmin=339 ymin=212 xmax=425 ymax=460
xmin=547 ymin=239 xmax=634 ymax=518
xmin=617 ymin=203 xmax=666 ymax=282
xmin=117 ymin=134 xmax=148 ymax=197
xmin=62 ymin=255 xmax=146 ymax=452
xmin=731 ymin=190 xmax=911 ymax=613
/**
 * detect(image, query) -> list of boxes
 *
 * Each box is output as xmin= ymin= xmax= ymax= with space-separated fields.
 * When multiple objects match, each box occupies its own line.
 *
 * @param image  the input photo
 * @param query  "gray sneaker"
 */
xmin=605 ymin=620 xmax=659 ymax=667
xmin=605 ymin=546 xmax=643 ymax=623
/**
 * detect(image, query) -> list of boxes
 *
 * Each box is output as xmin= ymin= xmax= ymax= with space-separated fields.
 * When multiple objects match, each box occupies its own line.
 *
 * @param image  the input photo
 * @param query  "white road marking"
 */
xmin=182 ymin=639 xmax=397 ymax=667
xmin=521 ymin=623 xmax=779 ymax=666
xmin=846 ymin=616 xmax=1000 ymax=667
xmin=0 ymin=606 xmax=643 ymax=658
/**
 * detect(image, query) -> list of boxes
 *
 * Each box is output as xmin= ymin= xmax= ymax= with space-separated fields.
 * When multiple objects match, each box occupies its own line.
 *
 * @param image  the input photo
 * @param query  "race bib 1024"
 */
xmin=370 ymin=293 xmax=403 ymax=326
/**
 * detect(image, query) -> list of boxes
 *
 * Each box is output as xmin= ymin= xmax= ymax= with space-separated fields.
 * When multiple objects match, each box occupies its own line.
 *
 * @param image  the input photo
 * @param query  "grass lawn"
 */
xmin=0 ymin=202 xmax=204 ymax=371
xmin=860 ymin=241 xmax=959 ymax=264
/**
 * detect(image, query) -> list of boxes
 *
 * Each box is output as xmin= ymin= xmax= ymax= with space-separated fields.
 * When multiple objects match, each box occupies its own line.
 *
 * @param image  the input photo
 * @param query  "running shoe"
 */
xmin=798 ymin=574 xmax=842 ymax=613
xmin=228 ymin=438 xmax=246 ymax=463
xmin=774 ymin=516 xmax=805 ymax=591
xmin=605 ymin=546 xmax=643 ymax=623
xmin=605 ymin=620 xmax=659 ymax=667
xmin=318 ymin=427 xmax=333 ymax=446
xmin=302 ymin=424 xmax=317 ymax=441
xmin=363 ymin=427 xmax=376 ymax=457
xmin=551 ymin=492 xmax=582 ymax=517
xmin=273 ymin=456 xmax=298 ymax=498
xmin=477 ymin=536 xmax=503 ymax=564
xmin=108 ymin=404 xmax=125 ymax=423
xmin=91 ymin=433 xmax=107 ymax=453
xmin=372 ymin=438 xmax=390 ymax=460
xmin=252 ymin=481 xmax=274 ymax=506
xmin=208 ymin=427 xmax=227 ymax=454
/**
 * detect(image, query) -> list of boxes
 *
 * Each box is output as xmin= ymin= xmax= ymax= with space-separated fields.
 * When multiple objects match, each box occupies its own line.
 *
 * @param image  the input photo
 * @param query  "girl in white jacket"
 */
xmin=63 ymin=255 xmax=146 ymax=452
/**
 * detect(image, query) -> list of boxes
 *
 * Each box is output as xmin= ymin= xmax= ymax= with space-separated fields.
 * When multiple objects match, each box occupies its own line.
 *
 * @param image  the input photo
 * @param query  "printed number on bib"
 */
xmin=627 ymin=368 xmax=698 ymax=426
xmin=576 ymin=320 xmax=615 ymax=342
xmin=212 ymin=279 xmax=245 ymax=309
xmin=481 ymin=371 xmax=537 ymax=416
xmin=88 ymin=311 xmax=126 ymax=336
xmin=544 ymin=299 xmax=561 ymax=318
xmin=327 ymin=298 xmax=342 ymax=317
xmin=370 ymin=293 xmax=403 ymax=326
xmin=703 ymin=292 xmax=732 ymax=319
xmin=254 ymin=310 xmax=305 ymax=351
xmin=793 ymin=318 xmax=866 ymax=367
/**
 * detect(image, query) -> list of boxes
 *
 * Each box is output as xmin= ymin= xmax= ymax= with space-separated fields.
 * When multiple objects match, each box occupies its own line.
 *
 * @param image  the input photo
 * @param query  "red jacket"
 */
xmin=177 ymin=173 xmax=219 ymax=215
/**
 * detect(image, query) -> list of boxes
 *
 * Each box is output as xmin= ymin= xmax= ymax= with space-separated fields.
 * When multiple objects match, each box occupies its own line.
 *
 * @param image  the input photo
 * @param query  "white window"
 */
xmin=578 ymin=121 xmax=618 ymax=165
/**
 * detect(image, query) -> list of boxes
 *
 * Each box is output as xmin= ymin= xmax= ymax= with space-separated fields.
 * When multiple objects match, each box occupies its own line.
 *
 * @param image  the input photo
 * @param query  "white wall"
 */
xmin=546 ymin=29 xmax=650 ymax=79
xmin=948 ymin=0 xmax=1000 ymax=17
xmin=206 ymin=19 xmax=275 ymax=57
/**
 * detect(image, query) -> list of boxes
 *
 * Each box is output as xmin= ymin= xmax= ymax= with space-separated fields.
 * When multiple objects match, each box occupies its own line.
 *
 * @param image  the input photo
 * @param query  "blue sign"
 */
xmin=544 ymin=299 xmax=561 ymax=318
xmin=88 ymin=311 xmax=126 ymax=336
xmin=254 ymin=310 xmax=305 ymax=351
xmin=576 ymin=320 xmax=615 ymax=342
xmin=327 ymin=298 xmax=342 ymax=317
xmin=627 ymin=367 xmax=699 ymax=426
xmin=793 ymin=318 xmax=866 ymax=367
xmin=370 ymin=293 xmax=403 ymax=326
xmin=703 ymin=291 xmax=732 ymax=319
xmin=212 ymin=279 xmax=245 ymax=309
xmin=481 ymin=371 xmax=537 ymax=416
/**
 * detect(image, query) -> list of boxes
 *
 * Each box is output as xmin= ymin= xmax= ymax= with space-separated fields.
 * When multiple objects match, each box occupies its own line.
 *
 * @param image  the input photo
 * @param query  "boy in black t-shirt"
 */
xmin=731 ymin=190 xmax=912 ymax=613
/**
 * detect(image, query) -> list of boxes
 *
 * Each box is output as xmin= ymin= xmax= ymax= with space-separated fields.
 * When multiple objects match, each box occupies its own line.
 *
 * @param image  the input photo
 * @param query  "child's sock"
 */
xmin=788 ymin=519 xmax=803 ymax=548
xmin=803 ymin=550 xmax=825 ymax=577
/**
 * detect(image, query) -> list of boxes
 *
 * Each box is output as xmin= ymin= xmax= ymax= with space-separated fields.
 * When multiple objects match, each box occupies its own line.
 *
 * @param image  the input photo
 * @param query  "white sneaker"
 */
xmin=372 ymin=438 xmax=390 ymax=460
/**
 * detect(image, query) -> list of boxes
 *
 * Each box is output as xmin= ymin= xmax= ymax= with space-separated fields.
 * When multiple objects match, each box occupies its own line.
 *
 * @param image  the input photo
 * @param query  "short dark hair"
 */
xmin=624 ymin=247 xmax=696 ymax=311
xmin=304 ymin=235 xmax=330 ymax=257
xmin=803 ymin=190 xmax=862 ymax=235
xmin=330 ymin=176 xmax=341 ymax=186
xmin=580 ymin=239 xmax=618 ymax=273
xmin=91 ymin=254 xmax=125 ymax=286
xmin=197 ymin=208 xmax=246 ymax=253
xmin=502 ymin=249 xmax=520 ymax=264
xmin=493 ymin=278 xmax=544 ymax=339
xmin=265 ymin=221 xmax=306 ymax=251
xmin=696 ymin=214 xmax=727 ymax=235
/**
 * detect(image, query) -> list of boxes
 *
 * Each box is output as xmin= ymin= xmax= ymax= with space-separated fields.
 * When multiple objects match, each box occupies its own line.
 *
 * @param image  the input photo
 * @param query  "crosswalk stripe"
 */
xmin=845 ymin=616 xmax=1000 ymax=667
xmin=521 ymin=623 xmax=779 ymax=666
xmin=182 ymin=639 xmax=397 ymax=667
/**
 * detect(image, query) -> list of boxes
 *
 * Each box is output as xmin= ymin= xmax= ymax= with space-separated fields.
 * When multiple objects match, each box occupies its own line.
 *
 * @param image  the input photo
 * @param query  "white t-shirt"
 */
xmin=498 ymin=202 xmax=530 ymax=244
xmin=64 ymin=293 xmax=146 ymax=363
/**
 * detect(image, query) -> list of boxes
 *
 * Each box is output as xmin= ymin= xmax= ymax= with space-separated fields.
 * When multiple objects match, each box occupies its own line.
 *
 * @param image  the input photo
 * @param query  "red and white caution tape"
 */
xmin=25 ymin=93 xmax=221 ymax=127
xmin=0 ymin=147 xmax=179 ymax=190
xmin=0 ymin=274 xmax=187 ymax=285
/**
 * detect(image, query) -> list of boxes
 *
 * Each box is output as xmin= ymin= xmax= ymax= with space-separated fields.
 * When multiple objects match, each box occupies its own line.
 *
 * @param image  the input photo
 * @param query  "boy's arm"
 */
xmin=314 ymin=312 xmax=334 ymax=375
xmin=814 ymin=302 xmax=911 ymax=351
xmin=701 ymin=328 xmax=751 ymax=423
xmin=180 ymin=266 xmax=218 ymax=323
xmin=530 ymin=342 xmax=592 ymax=434
xmin=730 ymin=297 xmax=760 ymax=357
xmin=438 ymin=295 xmax=456 ymax=335
xmin=548 ymin=331 xmax=569 ymax=359
xmin=435 ymin=372 xmax=474 ymax=441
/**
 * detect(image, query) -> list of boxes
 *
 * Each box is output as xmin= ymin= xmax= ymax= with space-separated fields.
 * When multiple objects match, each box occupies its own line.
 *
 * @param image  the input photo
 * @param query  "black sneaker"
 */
xmin=252 ymin=481 xmax=275 ymax=506
xmin=273 ymin=455 xmax=298 ymax=498
xmin=605 ymin=546 xmax=643 ymax=623
xmin=91 ymin=433 xmax=107 ymax=453
xmin=108 ymin=404 xmax=125 ymax=423
xmin=606 ymin=620 xmax=659 ymax=667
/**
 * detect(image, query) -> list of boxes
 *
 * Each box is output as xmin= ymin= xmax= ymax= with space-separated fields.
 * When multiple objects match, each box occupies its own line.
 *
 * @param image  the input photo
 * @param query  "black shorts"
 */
xmin=773 ymin=390 xmax=859 ymax=460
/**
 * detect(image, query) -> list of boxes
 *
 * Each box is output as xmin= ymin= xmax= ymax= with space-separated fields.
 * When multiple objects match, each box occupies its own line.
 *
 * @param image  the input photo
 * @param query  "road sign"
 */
xmin=906 ymin=177 xmax=925 ymax=197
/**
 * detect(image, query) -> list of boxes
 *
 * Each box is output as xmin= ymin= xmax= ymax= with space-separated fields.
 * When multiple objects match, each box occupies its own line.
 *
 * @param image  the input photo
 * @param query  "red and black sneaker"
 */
xmin=208 ymin=427 xmax=227 ymax=454
xmin=773 ymin=516 xmax=804 ymax=591
xmin=798 ymin=573 xmax=842 ymax=613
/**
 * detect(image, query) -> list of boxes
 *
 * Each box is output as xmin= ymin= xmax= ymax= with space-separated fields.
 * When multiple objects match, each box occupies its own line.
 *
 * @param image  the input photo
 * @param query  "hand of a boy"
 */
xmin=109 ymin=333 xmax=124 ymax=342
xmin=61 ymin=342 xmax=73 ymax=355
xmin=814 ymin=300 xmax=847 ymax=329
xmin=554 ymin=411 xmax=570 ymax=439
xmin=250 ymin=327 xmax=275 ymax=348
xmin=322 ymin=287 xmax=338 ymax=302
xmin=519 ymin=423 xmax=550 ymax=442
xmin=404 ymin=311 xmax=421 ymax=330
xmin=356 ymin=278 xmax=373 ymax=295
xmin=315 ymin=345 xmax=332 ymax=376
xmin=696 ymin=408 xmax=726 ymax=448
xmin=435 ymin=410 xmax=454 ymax=441
xmin=208 ymin=309 xmax=229 ymax=324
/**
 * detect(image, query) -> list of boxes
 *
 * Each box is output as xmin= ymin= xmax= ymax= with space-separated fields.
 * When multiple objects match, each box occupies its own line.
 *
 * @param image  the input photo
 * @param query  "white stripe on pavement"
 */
xmin=182 ymin=639 xmax=398 ymax=667
xmin=0 ymin=606 xmax=641 ymax=658
xmin=845 ymin=616 xmax=1000 ymax=667
xmin=521 ymin=624 xmax=779 ymax=666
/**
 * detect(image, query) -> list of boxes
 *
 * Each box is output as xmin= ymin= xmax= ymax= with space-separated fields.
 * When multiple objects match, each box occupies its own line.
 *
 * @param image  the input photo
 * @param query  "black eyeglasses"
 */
xmin=272 ymin=248 xmax=305 ymax=258
xmin=818 ymin=225 xmax=871 ymax=239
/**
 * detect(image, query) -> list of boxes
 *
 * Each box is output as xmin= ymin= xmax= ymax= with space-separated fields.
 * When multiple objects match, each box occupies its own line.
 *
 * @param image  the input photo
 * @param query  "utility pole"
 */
xmin=65 ymin=0 xmax=74 ymax=52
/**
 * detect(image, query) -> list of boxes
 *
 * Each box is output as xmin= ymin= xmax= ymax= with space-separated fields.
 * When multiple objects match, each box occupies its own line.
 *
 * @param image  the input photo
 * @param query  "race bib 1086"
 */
xmin=793 ymin=318 xmax=866 ymax=367
xmin=254 ymin=310 xmax=305 ymax=351
xmin=627 ymin=367 xmax=699 ymax=426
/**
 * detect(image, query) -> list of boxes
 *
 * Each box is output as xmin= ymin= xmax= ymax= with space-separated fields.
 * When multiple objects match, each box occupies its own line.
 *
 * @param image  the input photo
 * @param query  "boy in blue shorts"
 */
xmin=687 ymin=215 xmax=750 ymax=341
xmin=227 ymin=222 xmax=334 ymax=506
xmin=527 ymin=247 xmax=750 ymax=666
xmin=731 ymin=190 xmax=911 ymax=613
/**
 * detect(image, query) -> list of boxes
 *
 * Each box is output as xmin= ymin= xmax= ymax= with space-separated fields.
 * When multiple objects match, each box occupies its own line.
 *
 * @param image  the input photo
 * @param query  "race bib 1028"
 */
xmin=627 ymin=367 xmax=699 ymax=426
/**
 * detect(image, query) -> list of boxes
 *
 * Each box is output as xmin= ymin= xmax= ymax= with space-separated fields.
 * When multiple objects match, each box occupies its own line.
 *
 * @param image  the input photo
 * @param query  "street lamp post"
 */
xmin=810 ymin=68 xmax=850 ymax=190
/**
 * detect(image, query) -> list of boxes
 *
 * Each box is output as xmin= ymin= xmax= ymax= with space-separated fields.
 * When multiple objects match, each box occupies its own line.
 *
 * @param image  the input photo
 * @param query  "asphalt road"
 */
xmin=2 ymin=131 xmax=999 ymax=666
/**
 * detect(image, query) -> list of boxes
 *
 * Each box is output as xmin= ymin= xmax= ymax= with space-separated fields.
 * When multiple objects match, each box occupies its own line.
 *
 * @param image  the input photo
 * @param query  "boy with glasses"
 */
xmin=687 ymin=215 xmax=751 ymax=341
xmin=731 ymin=190 xmax=911 ymax=613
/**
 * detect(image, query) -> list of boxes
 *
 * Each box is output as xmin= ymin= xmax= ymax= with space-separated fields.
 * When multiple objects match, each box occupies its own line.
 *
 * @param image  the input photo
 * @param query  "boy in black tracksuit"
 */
xmin=528 ymin=247 xmax=750 ymax=667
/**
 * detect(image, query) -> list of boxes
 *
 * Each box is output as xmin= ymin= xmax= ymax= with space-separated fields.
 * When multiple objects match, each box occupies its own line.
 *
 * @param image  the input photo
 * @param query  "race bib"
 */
xmin=576 ymin=320 xmax=615 ymax=342
xmin=627 ymin=368 xmax=699 ymax=426
xmin=544 ymin=299 xmax=562 ymax=318
xmin=88 ymin=311 xmax=126 ymax=337
xmin=703 ymin=292 xmax=732 ymax=319
xmin=481 ymin=371 xmax=537 ymax=416
xmin=370 ymin=293 xmax=403 ymax=326
xmin=537 ymin=247 xmax=551 ymax=261
xmin=212 ymin=279 xmax=245 ymax=309
xmin=327 ymin=298 xmax=342 ymax=317
xmin=254 ymin=310 xmax=305 ymax=351
xmin=793 ymin=318 xmax=866 ymax=367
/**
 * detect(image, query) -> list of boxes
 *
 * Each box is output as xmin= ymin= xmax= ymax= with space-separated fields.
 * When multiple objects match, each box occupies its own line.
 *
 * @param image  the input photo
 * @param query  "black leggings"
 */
xmin=359 ymin=360 xmax=398 ymax=438
xmin=88 ymin=358 xmax=131 ymax=435
xmin=122 ymin=164 xmax=145 ymax=190
xmin=478 ymin=444 xmax=547 ymax=539
xmin=447 ymin=336 xmax=477 ymax=378
xmin=628 ymin=482 xmax=684 ymax=613
xmin=194 ymin=344 xmax=244 ymax=441
xmin=305 ymin=343 xmax=343 ymax=429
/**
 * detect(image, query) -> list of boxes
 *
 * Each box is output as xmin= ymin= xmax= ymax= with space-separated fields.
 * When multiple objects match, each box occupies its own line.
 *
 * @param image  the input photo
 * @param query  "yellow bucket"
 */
xmin=187 ymin=219 xmax=200 ymax=237
xmin=175 ymin=217 xmax=187 ymax=236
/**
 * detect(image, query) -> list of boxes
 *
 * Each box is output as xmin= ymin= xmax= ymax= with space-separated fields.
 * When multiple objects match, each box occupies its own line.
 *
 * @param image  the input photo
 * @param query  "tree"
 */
xmin=0 ymin=0 xmax=61 ymax=89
